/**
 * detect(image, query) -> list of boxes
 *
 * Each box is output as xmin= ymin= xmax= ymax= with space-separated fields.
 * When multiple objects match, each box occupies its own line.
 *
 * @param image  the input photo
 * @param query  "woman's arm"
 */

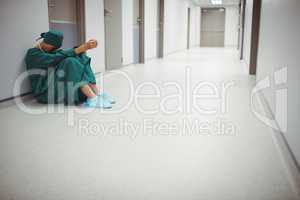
xmin=75 ymin=40 xmax=98 ymax=55
xmin=26 ymin=40 xmax=98 ymax=69
xmin=27 ymin=48 xmax=76 ymax=69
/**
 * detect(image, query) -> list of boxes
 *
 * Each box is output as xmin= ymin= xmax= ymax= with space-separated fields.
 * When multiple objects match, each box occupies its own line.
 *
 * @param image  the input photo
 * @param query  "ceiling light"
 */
xmin=211 ymin=0 xmax=223 ymax=5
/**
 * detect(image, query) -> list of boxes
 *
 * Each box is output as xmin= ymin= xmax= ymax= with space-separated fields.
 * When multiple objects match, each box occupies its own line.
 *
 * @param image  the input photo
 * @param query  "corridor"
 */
xmin=0 ymin=48 xmax=298 ymax=200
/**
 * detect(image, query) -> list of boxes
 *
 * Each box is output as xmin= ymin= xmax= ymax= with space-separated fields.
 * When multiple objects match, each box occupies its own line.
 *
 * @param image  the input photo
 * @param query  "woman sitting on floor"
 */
xmin=25 ymin=30 xmax=115 ymax=109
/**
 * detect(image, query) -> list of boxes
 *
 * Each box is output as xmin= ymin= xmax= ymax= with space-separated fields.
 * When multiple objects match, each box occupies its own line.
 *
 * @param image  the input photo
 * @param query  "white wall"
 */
xmin=189 ymin=7 xmax=201 ymax=47
xmin=164 ymin=0 xmax=189 ymax=55
xmin=0 ymin=0 xmax=49 ymax=100
xmin=0 ymin=0 xmax=106 ymax=101
xmin=256 ymin=0 xmax=300 ymax=165
xmin=242 ymin=0 xmax=253 ymax=66
xmin=144 ymin=0 xmax=159 ymax=60
xmin=225 ymin=6 xmax=239 ymax=48
xmin=85 ymin=0 xmax=106 ymax=73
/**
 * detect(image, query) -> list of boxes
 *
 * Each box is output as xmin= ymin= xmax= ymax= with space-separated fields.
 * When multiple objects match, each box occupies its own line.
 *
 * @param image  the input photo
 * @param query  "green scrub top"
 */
xmin=25 ymin=48 xmax=96 ymax=105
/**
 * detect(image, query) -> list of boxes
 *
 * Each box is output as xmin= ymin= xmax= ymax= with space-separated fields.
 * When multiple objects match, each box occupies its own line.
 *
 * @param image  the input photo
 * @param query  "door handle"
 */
xmin=137 ymin=17 xmax=143 ymax=24
xmin=104 ymin=9 xmax=112 ymax=16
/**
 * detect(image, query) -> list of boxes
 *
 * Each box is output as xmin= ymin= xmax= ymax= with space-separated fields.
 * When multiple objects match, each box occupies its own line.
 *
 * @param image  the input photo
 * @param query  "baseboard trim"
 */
xmin=256 ymin=92 xmax=300 ymax=198
xmin=0 ymin=72 xmax=110 ymax=108
xmin=0 ymin=92 xmax=34 ymax=110
xmin=0 ymin=92 xmax=32 ymax=103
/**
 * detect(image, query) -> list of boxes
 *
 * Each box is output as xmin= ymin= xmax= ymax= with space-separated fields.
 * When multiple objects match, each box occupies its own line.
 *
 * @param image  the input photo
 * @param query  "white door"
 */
xmin=144 ymin=0 xmax=159 ymax=60
xmin=48 ymin=0 xmax=79 ymax=49
xmin=201 ymin=8 xmax=226 ymax=47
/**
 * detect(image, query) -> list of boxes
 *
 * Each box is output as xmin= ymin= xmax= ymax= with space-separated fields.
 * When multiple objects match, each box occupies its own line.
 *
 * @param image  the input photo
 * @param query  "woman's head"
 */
xmin=39 ymin=30 xmax=64 ymax=51
xmin=39 ymin=42 xmax=56 ymax=52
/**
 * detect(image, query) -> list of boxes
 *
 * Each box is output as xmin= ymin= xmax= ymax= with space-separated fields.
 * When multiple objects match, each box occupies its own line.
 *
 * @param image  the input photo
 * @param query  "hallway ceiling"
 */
xmin=191 ymin=0 xmax=240 ymax=7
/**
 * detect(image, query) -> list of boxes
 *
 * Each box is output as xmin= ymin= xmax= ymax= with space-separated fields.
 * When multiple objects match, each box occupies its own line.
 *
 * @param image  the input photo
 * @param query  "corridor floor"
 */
xmin=0 ymin=48 xmax=298 ymax=200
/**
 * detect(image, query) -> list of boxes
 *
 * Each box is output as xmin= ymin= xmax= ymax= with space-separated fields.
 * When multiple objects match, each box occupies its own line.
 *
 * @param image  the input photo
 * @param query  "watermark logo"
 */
xmin=77 ymin=117 xmax=236 ymax=138
xmin=12 ymin=66 xmax=237 ymax=137
xmin=251 ymin=67 xmax=288 ymax=133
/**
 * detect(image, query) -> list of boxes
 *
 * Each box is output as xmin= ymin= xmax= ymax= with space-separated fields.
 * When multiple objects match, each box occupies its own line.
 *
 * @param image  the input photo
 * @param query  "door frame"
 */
xmin=239 ymin=0 xmax=246 ymax=60
xmin=139 ymin=0 xmax=145 ymax=63
xmin=199 ymin=7 xmax=202 ymax=47
xmin=249 ymin=0 xmax=262 ymax=75
xmin=187 ymin=7 xmax=191 ymax=49
xmin=76 ymin=0 xmax=86 ymax=44
xmin=158 ymin=0 xmax=164 ymax=58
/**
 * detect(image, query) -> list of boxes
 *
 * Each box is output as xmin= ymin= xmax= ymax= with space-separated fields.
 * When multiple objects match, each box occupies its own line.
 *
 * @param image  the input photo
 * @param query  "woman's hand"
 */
xmin=75 ymin=39 xmax=98 ymax=55
xmin=86 ymin=40 xmax=98 ymax=50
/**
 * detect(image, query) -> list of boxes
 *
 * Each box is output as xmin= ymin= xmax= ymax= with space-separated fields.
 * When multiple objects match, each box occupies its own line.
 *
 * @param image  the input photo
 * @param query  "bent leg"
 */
xmin=80 ymin=85 xmax=96 ymax=99
xmin=77 ymin=55 xmax=99 ymax=94
xmin=76 ymin=53 xmax=97 ymax=84
xmin=55 ymin=57 xmax=95 ymax=104
xmin=89 ymin=84 xmax=100 ymax=94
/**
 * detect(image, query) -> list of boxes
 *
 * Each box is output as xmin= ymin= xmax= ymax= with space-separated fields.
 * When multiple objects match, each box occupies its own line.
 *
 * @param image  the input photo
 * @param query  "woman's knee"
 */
xmin=62 ymin=57 xmax=80 ymax=65
xmin=61 ymin=57 xmax=84 ymax=71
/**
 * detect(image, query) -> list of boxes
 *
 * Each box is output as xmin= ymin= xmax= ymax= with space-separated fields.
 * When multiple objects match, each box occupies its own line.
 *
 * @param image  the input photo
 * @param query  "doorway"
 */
xmin=200 ymin=8 xmax=226 ymax=47
xmin=48 ymin=0 xmax=85 ymax=49
xmin=142 ymin=0 xmax=162 ymax=61
xmin=104 ymin=0 xmax=146 ymax=69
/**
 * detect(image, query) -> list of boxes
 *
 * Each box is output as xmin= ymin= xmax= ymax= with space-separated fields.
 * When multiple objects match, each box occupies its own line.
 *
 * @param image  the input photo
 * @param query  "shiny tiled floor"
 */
xmin=0 ymin=48 xmax=298 ymax=200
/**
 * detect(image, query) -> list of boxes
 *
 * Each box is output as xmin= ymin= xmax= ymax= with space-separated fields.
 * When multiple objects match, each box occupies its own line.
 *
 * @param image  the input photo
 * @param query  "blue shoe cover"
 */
xmin=83 ymin=96 xmax=112 ymax=109
xmin=98 ymin=92 xmax=116 ymax=104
